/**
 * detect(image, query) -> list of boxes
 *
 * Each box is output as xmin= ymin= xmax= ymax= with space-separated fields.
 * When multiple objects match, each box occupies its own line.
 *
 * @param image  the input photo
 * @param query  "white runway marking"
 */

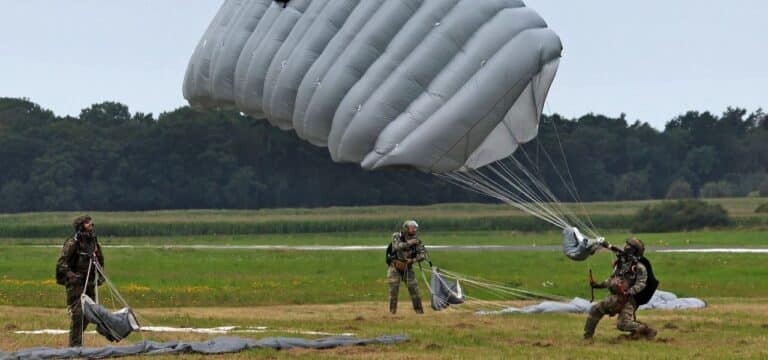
xmin=21 ymin=245 xmax=768 ymax=252
xmin=656 ymin=248 xmax=768 ymax=254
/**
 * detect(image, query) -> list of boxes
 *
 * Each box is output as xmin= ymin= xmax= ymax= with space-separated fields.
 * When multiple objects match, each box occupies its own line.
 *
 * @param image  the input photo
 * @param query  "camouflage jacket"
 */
xmin=390 ymin=232 xmax=427 ymax=263
xmin=596 ymin=257 xmax=647 ymax=296
xmin=56 ymin=232 xmax=104 ymax=287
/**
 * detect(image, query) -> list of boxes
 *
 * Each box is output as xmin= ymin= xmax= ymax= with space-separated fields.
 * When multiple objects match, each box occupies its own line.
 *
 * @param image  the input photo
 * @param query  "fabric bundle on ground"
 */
xmin=637 ymin=290 xmax=707 ymax=310
xmin=430 ymin=268 xmax=465 ymax=311
xmin=0 ymin=335 xmax=407 ymax=360
xmin=477 ymin=290 xmax=706 ymax=315
xmin=81 ymin=295 xmax=139 ymax=342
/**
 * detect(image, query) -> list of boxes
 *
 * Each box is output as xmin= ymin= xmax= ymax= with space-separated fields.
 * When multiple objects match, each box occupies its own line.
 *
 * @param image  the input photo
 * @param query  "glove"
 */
xmin=589 ymin=280 xmax=599 ymax=288
xmin=407 ymin=239 xmax=420 ymax=246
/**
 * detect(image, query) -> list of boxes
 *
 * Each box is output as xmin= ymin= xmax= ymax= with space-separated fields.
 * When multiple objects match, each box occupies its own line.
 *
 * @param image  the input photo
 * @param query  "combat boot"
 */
xmin=389 ymin=298 xmax=397 ymax=314
xmin=412 ymin=297 xmax=424 ymax=314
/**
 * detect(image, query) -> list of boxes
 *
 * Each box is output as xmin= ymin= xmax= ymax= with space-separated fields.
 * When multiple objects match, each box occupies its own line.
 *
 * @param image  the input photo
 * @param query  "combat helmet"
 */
xmin=402 ymin=220 xmax=419 ymax=231
xmin=625 ymin=237 xmax=645 ymax=257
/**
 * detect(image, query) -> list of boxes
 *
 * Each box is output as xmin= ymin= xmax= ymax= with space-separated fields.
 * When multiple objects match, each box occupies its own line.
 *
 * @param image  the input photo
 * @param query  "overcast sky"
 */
xmin=0 ymin=1 xmax=765 ymax=128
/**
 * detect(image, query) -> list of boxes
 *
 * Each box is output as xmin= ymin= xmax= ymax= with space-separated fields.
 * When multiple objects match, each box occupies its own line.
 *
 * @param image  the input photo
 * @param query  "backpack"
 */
xmin=633 ymin=257 xmax=659 ymax=306
xmin=385 ymin=242 xmax=394 ymax=265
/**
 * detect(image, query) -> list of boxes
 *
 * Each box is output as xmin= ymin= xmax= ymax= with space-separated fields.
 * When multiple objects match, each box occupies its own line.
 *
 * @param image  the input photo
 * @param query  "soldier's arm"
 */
xmin=391 ymin=234 xmax=410 ymax=251
xmin=56 ymin=239 xmax=78 ymax=280
xmin=413 ymin=244 xmax=427 ymax=262
xmin=593 ymin=278 xmax=609 ymax=289
xmin=627 ymin=263 xmax=648 ymax=296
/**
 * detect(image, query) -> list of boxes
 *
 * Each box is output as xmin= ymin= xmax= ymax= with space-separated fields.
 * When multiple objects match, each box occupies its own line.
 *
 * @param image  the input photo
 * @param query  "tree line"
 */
xmin=0 ymin=97 xmax=766 ymax=212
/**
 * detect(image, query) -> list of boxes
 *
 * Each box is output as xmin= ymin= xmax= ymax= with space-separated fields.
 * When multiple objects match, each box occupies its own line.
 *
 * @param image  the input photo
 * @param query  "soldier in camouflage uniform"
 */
xmin=387 ymin=220 xmax=427 ymax=314
xmin=584 ymin=238 xmax=656 ymax=340
xmin=55 ymin=215 xmax=104 ymax=347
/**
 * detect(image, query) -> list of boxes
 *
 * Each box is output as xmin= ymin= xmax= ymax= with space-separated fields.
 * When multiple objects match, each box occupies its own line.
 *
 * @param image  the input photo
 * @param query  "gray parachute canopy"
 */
xmin=184 ymin=0 xmax=562 ymax=173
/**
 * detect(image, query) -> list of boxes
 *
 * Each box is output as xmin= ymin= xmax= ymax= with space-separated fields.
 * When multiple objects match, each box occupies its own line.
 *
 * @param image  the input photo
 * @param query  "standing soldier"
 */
xmin=386 ymin=220 xmax=427 ymax=314
xmin=55 ymin=215 xmax=104 ymax=347
xmin=584 ymin=238 xmax=657 ymax=340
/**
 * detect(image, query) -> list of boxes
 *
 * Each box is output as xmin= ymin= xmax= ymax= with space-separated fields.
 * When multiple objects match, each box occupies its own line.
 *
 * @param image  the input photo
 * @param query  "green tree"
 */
xmin=699 ymin=181 xmax=733 ymax=198
xmin=665 ymin=180 xmax=693 ymax=199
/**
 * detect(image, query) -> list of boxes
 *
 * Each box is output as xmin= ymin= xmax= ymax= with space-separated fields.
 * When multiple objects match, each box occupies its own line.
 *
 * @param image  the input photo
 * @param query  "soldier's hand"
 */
xmin=407 ymin=239 xmax=419 ymax=246
xmin=589 ymin=280 xmax=599 ymax=288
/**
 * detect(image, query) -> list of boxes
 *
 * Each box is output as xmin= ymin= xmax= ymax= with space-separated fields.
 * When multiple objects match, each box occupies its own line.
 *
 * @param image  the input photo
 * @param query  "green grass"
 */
xmin=2 ymin=229 xmax=767 ymax=248
xmin=1 ymin=228 xmax=768 ymax=358
xmin=0 ymin=198 xmax=766 ymax=237
xmin=2 ymin=237 xmax=767 ymax=307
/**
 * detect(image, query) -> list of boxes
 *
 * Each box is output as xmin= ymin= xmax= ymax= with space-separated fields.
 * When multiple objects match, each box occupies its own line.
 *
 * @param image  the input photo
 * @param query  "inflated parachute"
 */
xmin=185 ymin=0 xmax=561 ymax=172
xmin=184 ymin=0 xmax=603 ymax=260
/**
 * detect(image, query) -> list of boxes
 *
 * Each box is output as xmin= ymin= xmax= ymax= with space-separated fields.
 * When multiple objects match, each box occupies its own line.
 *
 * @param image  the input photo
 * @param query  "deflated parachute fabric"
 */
xmin=430 ymin=268 xmax=465 ymax=311
xmin=184 ymin=0 xmax=562 ymax=173
xmin=476 ymin=290 xmax=706 ymax=315
xmin=0 ymin=335 xmax=408 ymax=359
xmin=82 ymin=295 xmax=139 ymax=343
xmin=562 ymin=227 xmax=605 ymax=261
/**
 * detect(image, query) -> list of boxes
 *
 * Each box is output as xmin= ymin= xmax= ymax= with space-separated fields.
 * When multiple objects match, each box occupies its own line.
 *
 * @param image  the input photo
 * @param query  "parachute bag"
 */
xmin=633 ymin=257 xmax=659 ymax=306
xmin=430 ymin=268 xmax=464 ymax=311
xmin=82 ymin=295 xmax=139 ymax=342
xmin=562 ymin=227 xmax=604 ymax=261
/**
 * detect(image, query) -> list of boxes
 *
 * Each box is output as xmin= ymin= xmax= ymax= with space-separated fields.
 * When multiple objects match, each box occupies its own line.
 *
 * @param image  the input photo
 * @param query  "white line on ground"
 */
xmin=656 ymin=248 xmax=768 ymax=254
xmin=18 ymin=245 xmax=768 ymax=252
xmin=15 ymin=326 xmax=354 ymax=337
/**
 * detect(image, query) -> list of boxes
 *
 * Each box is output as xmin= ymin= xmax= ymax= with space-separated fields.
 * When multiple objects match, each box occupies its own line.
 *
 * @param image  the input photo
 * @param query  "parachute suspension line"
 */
xmin=440 ymin=164 xmax=567 ymax=228
xmin=438 ymin=165 xmax=572 ymax=231
xmin=548 ymin=119 xmax=600 ymax=236
xmin=511 ymin=146 xmax=593 ymax=237
xmin=503 ymin=156 xmax=597 ymax=240
xmin=437 ymin=170 xmax=568 ymax=230
xmin=435 ymin=130 xmax=605 ymax=240
xmin=419 ymin=266 xmax=572 ymax=313
xmin=426 ymin=267 xmax=566 ymax=302
xmin=93 ymin=263 xmax=148 ymax=340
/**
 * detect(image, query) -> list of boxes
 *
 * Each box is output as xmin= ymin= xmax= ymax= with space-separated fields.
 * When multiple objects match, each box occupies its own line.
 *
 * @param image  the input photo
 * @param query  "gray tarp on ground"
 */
xmin=476 ymin=290 xmax=707 ymax=315
xmin=82 ymin=295 xmax=139 ymax=343
xmin=430 ymin=268 xmax=465 ymax=311
xmin=184 ymin=0 xmax=562 ymax=173
xmin=0 ymin=335 xmax=407 ymax=360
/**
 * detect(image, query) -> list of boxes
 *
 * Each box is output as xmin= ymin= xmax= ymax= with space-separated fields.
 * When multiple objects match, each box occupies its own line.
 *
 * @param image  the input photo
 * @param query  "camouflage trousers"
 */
xmin=387 ymin=265 xmax=423 ymax=314
xmin=66 ymin=285 xmax=95 ymax=347
xmin=584 ymin=295 xmax=650 ymax=338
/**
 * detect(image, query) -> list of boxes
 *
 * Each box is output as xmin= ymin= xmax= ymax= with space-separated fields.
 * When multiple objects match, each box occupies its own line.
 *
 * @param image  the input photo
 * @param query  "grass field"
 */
xmin=0 ymin=197 xmax=766 ymax=237
xmin=1 ymin=203 xmax=768 ymax=358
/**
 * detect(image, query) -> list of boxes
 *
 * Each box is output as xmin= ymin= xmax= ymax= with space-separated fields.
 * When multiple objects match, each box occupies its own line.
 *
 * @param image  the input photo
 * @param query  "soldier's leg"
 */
xmin=405 ymin=268 xmax=423 ymax=314
xmin=617 ymin=300 xmax=656 ymax=339
xmin=584 ymin=297 xmax=612 ymax=339
xmin=387 ymin=266 xmax=400 ymax=314
xmin=66 ymin=286 xmax=84 ymax=347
